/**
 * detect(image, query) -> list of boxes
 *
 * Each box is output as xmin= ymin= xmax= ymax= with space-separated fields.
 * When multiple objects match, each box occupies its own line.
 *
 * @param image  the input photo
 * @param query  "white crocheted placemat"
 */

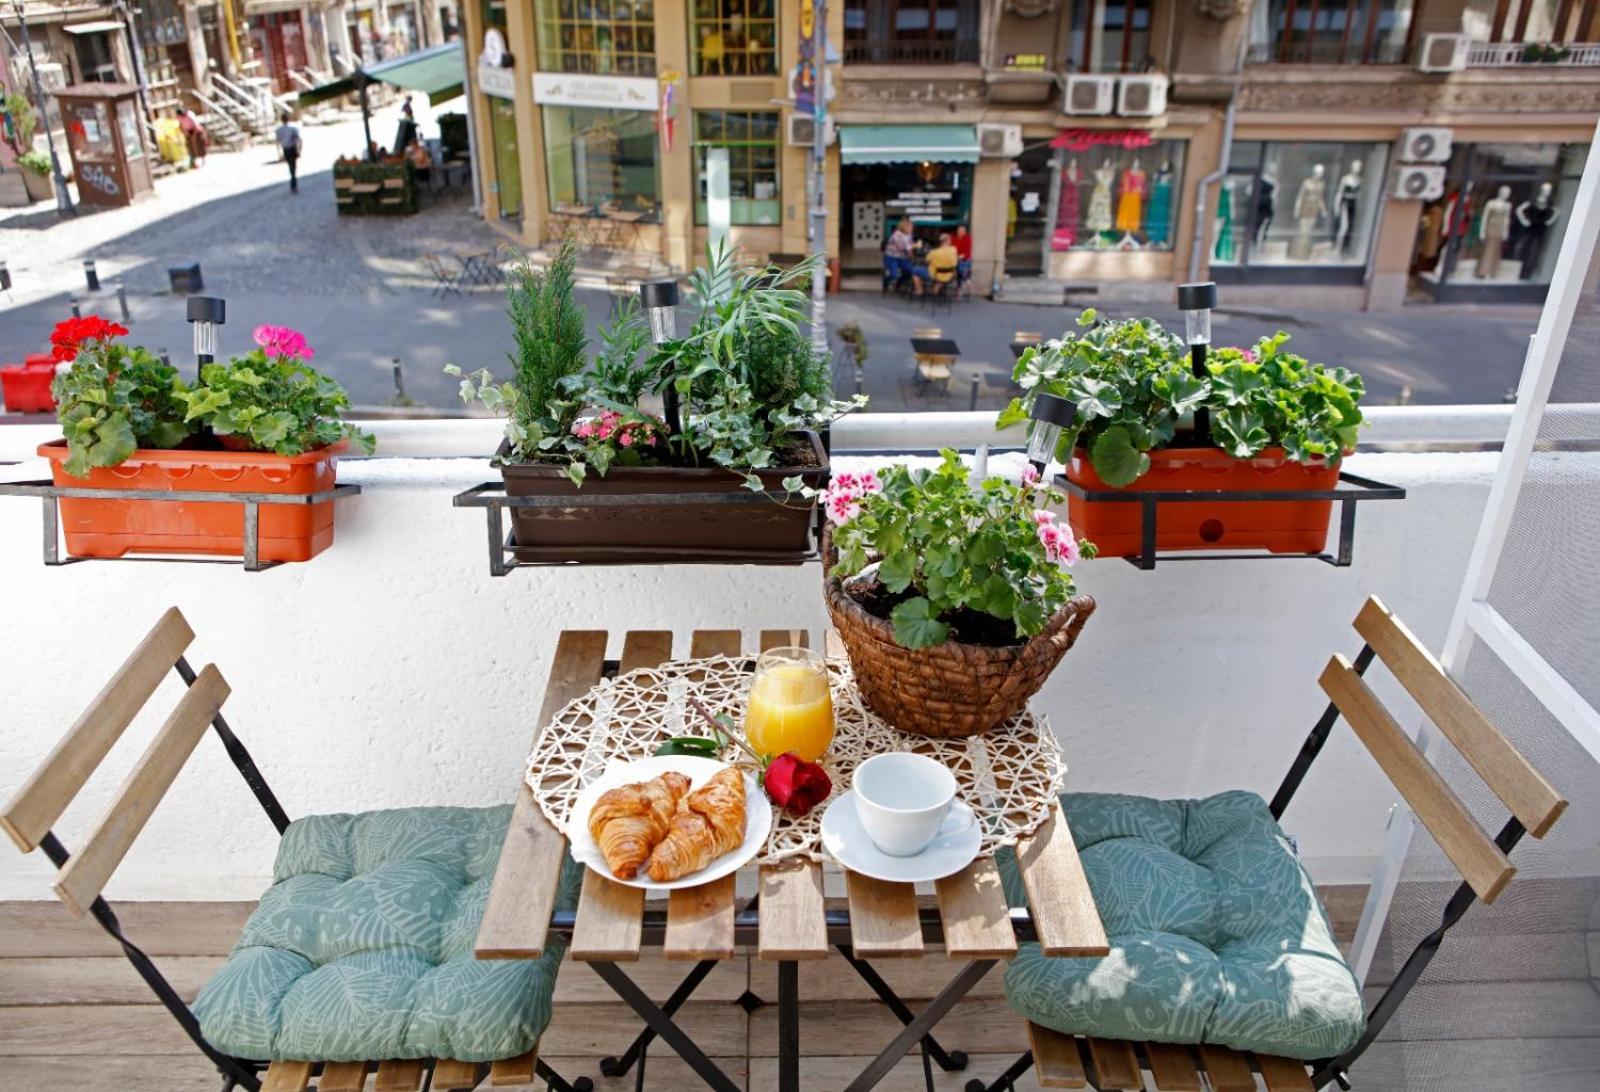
xmin=526 ymin=655 xmax=1064 ymax=865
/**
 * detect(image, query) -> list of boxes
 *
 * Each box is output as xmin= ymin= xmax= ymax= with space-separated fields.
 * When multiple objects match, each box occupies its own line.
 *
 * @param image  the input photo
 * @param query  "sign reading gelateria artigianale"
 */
xmin=532 ymin=72 xmax=657 ymax=111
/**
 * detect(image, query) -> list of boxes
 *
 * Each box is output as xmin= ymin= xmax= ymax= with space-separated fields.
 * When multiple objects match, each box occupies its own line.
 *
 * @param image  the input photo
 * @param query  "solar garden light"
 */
xmin=640 ymin=279 xmax=681 ymax=434
xmin=1178 ymin=280 xmax=1217 ymax=439
xmin=187 ymin=295 xmax=226 ymax=366
xmin=1026 ymin=391 xmax=1077 ymax=477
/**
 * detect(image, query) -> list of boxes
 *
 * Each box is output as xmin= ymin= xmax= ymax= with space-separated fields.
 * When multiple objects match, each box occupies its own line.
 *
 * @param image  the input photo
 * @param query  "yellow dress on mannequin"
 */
xmin=1115 ymin=165 xmax=1147 ymax=233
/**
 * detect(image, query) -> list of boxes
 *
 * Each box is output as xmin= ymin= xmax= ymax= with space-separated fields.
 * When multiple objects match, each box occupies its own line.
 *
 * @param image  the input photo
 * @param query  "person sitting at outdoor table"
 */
xmin=913 ymin=232 xmax=960 ymax=296
xmin=883 ymin=219 xmax=915 ymax=289
xmin=405 ymin=138 xmax=433 ymax=188
xmin=953 ymin=223 xmax=973 ymax=285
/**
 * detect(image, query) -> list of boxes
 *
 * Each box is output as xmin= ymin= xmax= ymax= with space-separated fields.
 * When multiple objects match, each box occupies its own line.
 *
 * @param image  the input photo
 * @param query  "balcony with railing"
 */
xmin=1467 ymin=40 xmax=1600 ymax=67
xmin=842 ymin=37 xmax=981 ymax=64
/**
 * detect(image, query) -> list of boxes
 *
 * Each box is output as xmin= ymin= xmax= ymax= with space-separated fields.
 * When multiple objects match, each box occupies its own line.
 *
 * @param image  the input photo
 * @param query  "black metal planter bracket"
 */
xmin=0 ymin=479 xmax=361 ymax=572
xmin=1056 ymin=470 xmax=1406 ymax=570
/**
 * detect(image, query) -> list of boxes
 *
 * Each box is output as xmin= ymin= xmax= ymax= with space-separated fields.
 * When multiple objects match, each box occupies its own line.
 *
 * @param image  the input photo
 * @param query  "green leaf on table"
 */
xmin=653 ymin=737 xmax=722 ymax=758
xmin=1089 ymin=425 xmax=1149 ymax=487
xmin=890 ymin=596 xmax=950 ymax=650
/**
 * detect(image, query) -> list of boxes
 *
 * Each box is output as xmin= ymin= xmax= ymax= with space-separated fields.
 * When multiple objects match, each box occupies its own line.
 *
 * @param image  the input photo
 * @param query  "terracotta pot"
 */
xmin=1065 ymin=446 xmax=1340 ymax=557
xmin=497 ymin=431 xmax=829 ymax=564
xmin=39 ymin=440 xmax=344 ymax=562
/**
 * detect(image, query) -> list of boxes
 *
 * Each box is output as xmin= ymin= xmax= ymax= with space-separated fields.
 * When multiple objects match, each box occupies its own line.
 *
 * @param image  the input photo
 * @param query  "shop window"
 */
xmin=843 ymin=0 xmax=979 ymax=64
xmin=691 ymin=0 xmax=778 ymax=76
xmin=1212 ymin=141 xmax=1388 ymax=270
xmin=542 ymin=104 xmax=661 ymax=221
xmin=1047 ymin=139 xmax=1185 ymax=254
xmin=1416 ymin=142 xmax=1588 ymax=294
xmin=1046 ymin=0 xmax=1153 ymax=74
xmin=535 ymin=0 xmax=657 ymax=76
xmin=694 ymin=110 xmax=780 ymax=225
xmin=1247 ymin=0 xmax=1417 ymax=65
xmin=481 ymin=0 xmax=507 ymax=29
xmin=842 ymin=160 xmax=974 ymax=264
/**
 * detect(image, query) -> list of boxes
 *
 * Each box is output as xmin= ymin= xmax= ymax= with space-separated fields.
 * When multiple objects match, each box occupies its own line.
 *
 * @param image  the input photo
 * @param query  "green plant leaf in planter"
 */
xmin=1212 ymin=406 xmax=1270 ymax=458
xmin=1089 ymin=424 xmax=1150 ymax=487
xmin=878 ymin=550 xmax=915 ymax=593
xmin=891 ymin=596 xmax=950 ymax=650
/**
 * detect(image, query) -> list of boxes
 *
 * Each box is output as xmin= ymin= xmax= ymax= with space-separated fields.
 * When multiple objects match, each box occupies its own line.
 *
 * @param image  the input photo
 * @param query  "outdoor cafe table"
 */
xmin=474 ymin=627 xmax=1110 ymax=1092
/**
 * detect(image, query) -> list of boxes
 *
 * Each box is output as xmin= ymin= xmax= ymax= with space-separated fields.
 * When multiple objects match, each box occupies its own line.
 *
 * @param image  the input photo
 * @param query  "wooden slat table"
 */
xmin=476 ymin=627 xmax=1109 ymax=1092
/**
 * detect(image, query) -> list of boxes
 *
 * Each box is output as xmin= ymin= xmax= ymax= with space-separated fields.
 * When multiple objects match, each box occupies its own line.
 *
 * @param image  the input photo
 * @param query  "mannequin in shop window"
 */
xmin=1086 ymin=162 xmax=1115 ymax=242
xmin=1513 ymin=182 xmax=1560 ymax=281
xmin=1214 ymin=177 xmax=1236 ymax=262
xmin=1476 ymin=186 xmax=1513 ymax=279
xmin=1291 ymin=164 xmax=1328 ymax=260
xmin=1336 ymin=160 xmax=1364 ymax=256
xmin=1116 ymin=157 xmax=1147 ymax=244
xmin=1052 ymin=157 xmax=1081 ymax=250
xmin=1256 ymin=164 xmax=1277 ymax=247
xmin=1146 ymin=161 xmax=1173 ymax=247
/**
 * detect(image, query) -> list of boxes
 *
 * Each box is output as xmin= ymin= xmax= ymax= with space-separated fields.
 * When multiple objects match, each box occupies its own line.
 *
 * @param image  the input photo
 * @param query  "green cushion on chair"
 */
xmin=1000 ymin=791 xmax=1365 ymax=1061
xmin=193 ymin=806 xmax=579 ymax=1063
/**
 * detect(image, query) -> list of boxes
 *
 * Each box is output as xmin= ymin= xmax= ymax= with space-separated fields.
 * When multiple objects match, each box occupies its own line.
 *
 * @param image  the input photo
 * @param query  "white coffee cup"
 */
xmin=852 ymin=752 xmax=975 ymax=857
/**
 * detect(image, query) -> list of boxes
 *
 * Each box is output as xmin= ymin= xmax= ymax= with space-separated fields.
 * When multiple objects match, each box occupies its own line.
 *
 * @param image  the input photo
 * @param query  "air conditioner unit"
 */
xmin=1393 ymin=164 xmax=1446 ymax=201
xmin=785 ymin=114 xmax=834 ymax=148
xmin=1063 ymin=75 xmax=1115 ymax=116
xmin=1117 ymin=75 xmax=1168 ymax=118
xmin=1417 ymin=33 xmax=1470 ymax=73
xmin=977 ymin=122 xmax=1023 ymax=158
xmin=1400 ymin=126 xmax=1453 ymax=164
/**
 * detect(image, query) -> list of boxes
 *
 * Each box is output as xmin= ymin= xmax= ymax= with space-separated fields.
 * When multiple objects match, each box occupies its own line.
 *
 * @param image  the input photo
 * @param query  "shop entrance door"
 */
xmin=489 ymin=97 xmax=522 ymax=222
xmin=1006 ymin=143 xmax=1052 ymax=276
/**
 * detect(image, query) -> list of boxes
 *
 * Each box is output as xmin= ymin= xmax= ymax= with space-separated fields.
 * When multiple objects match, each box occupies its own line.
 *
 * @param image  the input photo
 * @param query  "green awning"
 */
xmin=839 ymin=125 xmax=980 ymax=165
xmin=296 ymin=42 xmax=465 ymax=109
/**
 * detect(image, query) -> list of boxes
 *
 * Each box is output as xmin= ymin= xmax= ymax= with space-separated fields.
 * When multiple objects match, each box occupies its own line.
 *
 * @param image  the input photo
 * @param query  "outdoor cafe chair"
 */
xmin=422 ymin=252 xmax=463 ymax=298
xmin=973 ymin=595 xmax=1569 ymax=1092
xmin=1 ymin=607 xmax=591 ymax=1092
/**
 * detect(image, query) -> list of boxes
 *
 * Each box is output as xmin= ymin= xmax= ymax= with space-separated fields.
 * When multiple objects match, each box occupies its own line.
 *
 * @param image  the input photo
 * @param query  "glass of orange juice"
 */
xmin=745 ymin=646 xmax=834 ymax=762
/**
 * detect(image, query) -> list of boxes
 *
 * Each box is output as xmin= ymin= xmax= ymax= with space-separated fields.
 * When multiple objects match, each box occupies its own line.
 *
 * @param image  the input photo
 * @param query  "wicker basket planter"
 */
xmin=824 ymin=572 xmax=1096 ymax=738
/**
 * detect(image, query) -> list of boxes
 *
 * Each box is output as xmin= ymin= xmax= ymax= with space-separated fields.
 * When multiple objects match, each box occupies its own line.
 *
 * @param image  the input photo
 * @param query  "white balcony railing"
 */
xmin=1467 ymin=41 xmax=1600 ymax=67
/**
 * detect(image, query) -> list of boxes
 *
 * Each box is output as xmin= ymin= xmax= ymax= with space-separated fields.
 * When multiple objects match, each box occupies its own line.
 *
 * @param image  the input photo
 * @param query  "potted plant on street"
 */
xmin=39 ymin=317 xmax=373 ymax=562
xmin=450 ymin=241 xmax=864 ymax=563
xmin=821 ymin=452 xmax=1096 ymax=738
xmin=998 ymin=310 xmax=1366 ymax=557
xmin=2 ymin=94 xmax=53 ymax=204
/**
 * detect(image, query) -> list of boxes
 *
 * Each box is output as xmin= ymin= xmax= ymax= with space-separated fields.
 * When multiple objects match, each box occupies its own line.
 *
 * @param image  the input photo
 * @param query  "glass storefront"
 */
xmin=1213 ymin=141 xmax=1388 ymax=282
xmin=842 ymin=160 xmax=974 ymax=269
xmin=1006 ymin=142 xmax=1054 ymax=275
xmin=1415 ymin=142 xmax=1588 ymax=301
xmin=542 ymin=105 xmax=661 ymax=220
xmin=1048 ymin=138 xmax=1185 ymax=253
xmin=694 ymin=110 xmax=780 ymax=225
xmin=489 ymin=97 xmax=523 ymax=222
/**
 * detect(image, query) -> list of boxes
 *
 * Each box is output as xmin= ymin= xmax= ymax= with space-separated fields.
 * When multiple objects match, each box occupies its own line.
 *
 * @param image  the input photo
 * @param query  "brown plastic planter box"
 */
xmin=497 ymin=431 xmax=829 ymax=563
xmin=1065 ymin=445 xmax=1340 ymax=557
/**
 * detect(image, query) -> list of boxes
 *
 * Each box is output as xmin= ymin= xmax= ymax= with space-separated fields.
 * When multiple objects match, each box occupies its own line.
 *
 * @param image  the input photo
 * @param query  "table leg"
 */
xmin=837 ymin=946 xmax=968 ymax=1072
xmin=842 ymin=959 xmax=997 ymax=1092
xmin=779 ymin=960 xmax=799 ymax=1092
xmin=587 ymin=960 xmax=743 ymax=1092
xmin=598 ymin=958 xmax=721 ymax=1078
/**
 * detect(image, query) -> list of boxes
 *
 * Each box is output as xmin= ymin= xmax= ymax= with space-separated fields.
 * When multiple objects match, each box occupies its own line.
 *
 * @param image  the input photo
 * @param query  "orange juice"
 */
xmin=746 ymin=656 xmax=834 ymax=761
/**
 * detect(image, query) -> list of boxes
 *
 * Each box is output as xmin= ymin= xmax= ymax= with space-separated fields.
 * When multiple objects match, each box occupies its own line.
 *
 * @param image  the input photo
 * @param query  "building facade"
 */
xmin=460 ymin=0 xmax=1600 ymax=307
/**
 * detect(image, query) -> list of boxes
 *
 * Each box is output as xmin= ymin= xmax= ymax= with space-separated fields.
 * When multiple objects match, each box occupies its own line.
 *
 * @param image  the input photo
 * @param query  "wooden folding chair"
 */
xmin=422 ymin=252 xmax=463 ymax=298
xmin=974 ymin=595 xmax=1569 ymax=1092
xmin=912 ymin=326 xmax=956 ymax=395
xmin=2 ymin=608 xmax=591 ymax=1092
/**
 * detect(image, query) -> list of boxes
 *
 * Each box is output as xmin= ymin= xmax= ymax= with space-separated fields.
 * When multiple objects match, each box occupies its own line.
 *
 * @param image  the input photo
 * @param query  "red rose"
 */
xmin=763 ymin=753 xmax=833 ymax=817
xmin=50 ymin=315 xmax=129 ymax=363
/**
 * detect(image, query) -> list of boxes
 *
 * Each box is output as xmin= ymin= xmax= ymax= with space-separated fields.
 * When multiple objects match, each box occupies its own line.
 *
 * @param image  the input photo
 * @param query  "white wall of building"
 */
xmin=0 ymin=417 xmax=1496 ymax=901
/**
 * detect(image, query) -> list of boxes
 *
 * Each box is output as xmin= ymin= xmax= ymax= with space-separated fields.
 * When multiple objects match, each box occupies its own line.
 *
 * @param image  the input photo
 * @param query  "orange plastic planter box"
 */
xmin=40 ymin=441 xmax=343 ymax=562
xmin=1065 ymin=446 xmax=1340 ymax=557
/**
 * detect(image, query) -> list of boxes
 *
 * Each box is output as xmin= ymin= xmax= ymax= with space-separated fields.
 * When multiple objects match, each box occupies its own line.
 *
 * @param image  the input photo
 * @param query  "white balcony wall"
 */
xmin=0 ymin=414 xmax=1501 ymax=901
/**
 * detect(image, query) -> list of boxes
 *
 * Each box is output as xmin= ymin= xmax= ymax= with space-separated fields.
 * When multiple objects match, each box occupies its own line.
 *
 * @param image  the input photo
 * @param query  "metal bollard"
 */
xmin=969 ymin=376 xmax=980 ymax=412
xmin=68 ymin=295 xmax=81 ymax=318
xmin=0 ymin=260 xmax=10 ymax=292
xmin=159 ymin=350 xmax=171 ymax=366
xmin=855 ymin=363 xmax=864 ymax=397
xmin=392 ymin=358 xmax=407 ymax=403
xmin=83 ymin=259 xmax=99 ymax=292
xmin=114 ymin=282 xmax=131 ymax=323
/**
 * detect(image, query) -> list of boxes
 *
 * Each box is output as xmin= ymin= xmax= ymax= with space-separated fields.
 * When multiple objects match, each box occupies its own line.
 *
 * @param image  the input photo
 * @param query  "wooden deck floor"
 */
xmin=3 ymin=891 xmax=1598 ymax=1091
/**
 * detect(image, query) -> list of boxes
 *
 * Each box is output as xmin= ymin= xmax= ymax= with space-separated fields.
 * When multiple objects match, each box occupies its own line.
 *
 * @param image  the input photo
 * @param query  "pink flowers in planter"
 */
xmin=253 ymin=325 xmax=314 ymax=360
xmin=823 ymin=469 xmax=883 ymax=526
xmin=572 ymin=410 xmax=662 ymax=448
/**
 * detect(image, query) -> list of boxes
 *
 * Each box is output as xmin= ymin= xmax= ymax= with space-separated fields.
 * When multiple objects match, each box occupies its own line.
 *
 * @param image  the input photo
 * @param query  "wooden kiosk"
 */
xmin=54 ymin=84 xmax=153 ymax=208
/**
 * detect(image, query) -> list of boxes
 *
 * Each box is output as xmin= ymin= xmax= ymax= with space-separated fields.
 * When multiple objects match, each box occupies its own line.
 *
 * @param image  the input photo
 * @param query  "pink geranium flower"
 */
xmin=1021 ymin=465 xmax=1041 ymax=488
xmin=833 ymin=472 xmax=860 ymax=493
xmin=253 ymin=324 xmax=314 ymax=360
xmin=857 ymin=470 xmax=883 ymax=495
xmin=826 ymin=491 xmax=861 ymax=525
xmin=1032 ymin=509 xmax=1056 ymax=526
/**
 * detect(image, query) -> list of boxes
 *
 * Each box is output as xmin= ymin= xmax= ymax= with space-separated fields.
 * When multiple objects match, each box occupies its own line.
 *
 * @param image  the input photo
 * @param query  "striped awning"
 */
xmin=839 ymin=125 xmax=980 ymax=165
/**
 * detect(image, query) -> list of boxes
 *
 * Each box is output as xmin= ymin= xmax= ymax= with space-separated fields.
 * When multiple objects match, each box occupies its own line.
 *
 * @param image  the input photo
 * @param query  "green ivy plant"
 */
xmin=53 ymin=342 xmax=192 ymax=478
xmin=998 ymin=309 xmax=1364 ymax=486
xmin=823 ymin=452 xmax=1092 ymax=649
xmin=174 ymin=355 xmax=375 ymax=456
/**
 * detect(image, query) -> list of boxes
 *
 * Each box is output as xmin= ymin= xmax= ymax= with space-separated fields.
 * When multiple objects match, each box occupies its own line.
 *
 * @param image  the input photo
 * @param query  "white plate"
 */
xmin=566 ymin=754 xmax=772 ymax=892
xmin=820 ymin=791 xmax=982 ymax=884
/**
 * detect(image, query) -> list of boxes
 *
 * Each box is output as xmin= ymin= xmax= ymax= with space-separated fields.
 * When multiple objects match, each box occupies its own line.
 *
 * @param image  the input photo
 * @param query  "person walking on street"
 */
xmin=177 ymin=108 xmax=206 ymax=168
xmin=275 ymin=114 xmax=303 ymax=193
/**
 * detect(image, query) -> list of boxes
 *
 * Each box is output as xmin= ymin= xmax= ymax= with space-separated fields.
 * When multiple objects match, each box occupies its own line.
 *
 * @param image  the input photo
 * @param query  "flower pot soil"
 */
xmin=40 ymin=440 xmax=342 ymax=562
xmin=498 ymin=430 xmax=829 ymax=564
xmin=1066 ymin=446 xmax=1340 ymax=558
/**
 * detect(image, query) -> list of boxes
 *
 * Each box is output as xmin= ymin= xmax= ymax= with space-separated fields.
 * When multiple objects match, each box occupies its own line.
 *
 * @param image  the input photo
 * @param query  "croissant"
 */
xmin=646 ymin=767 xmax=747 ymax=883
xmin=588 ymin=771 xmax=691 ymax=879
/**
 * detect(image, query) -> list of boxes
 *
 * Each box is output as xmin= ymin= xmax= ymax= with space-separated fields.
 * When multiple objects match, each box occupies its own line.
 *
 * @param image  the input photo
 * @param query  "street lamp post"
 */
xmin=9 ymin=0 xmax=74 ymax=217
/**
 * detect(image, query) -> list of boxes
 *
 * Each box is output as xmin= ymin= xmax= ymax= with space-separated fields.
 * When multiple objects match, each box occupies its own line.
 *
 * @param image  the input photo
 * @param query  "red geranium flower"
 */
xmin=50 ymin=315 xmax=129 ymax=363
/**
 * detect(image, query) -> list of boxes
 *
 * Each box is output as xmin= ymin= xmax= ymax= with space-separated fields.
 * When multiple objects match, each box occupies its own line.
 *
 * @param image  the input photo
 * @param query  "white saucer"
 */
xmin=819 ymin=791 xmax=982 ymax=884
